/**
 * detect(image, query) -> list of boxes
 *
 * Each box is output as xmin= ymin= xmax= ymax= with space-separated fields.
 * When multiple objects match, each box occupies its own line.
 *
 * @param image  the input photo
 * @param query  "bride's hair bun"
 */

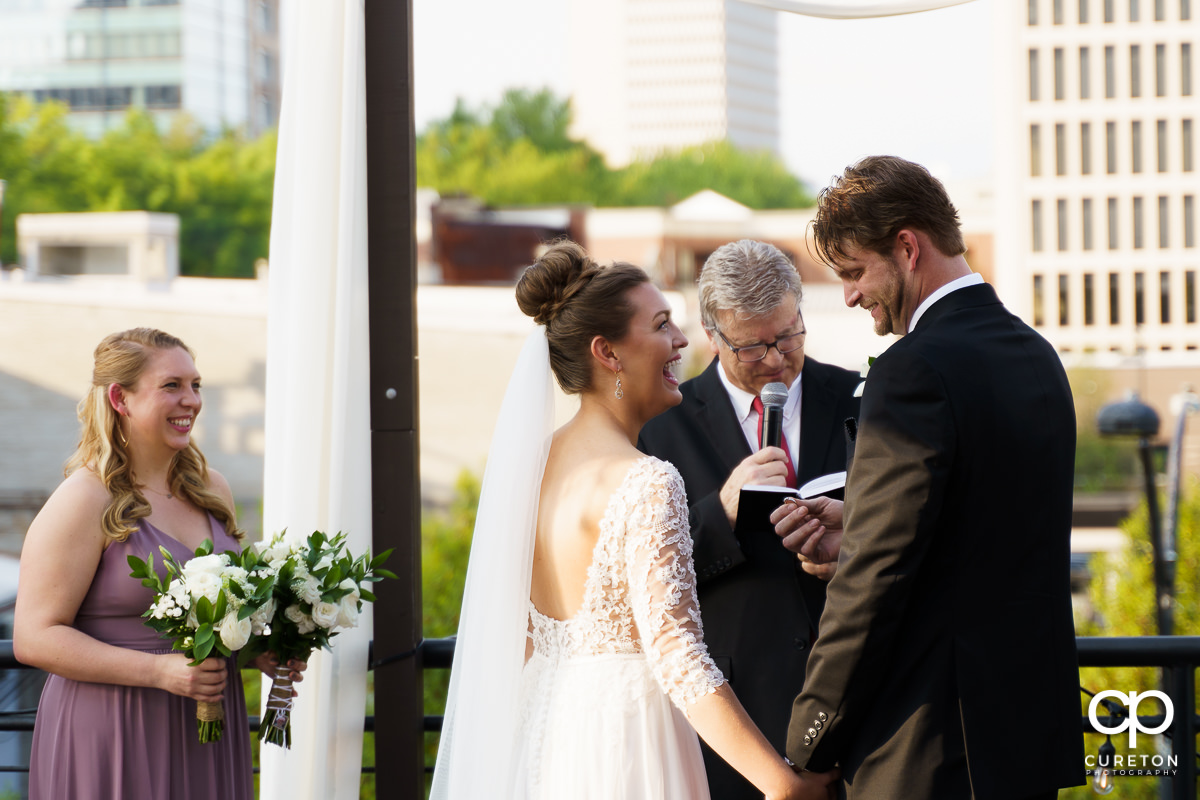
xmin=515 ymin=240 xmax=599 ymax=327
xmin=513 ymin=240 xmax=652 ymax=396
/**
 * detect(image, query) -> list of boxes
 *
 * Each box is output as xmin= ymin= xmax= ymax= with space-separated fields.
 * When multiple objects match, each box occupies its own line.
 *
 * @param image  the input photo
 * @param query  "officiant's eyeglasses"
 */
xmin=711 ymin=326 xmax=806 ymax=363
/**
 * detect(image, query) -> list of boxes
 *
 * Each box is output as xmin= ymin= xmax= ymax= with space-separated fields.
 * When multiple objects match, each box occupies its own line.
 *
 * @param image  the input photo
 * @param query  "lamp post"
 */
xmin=1097 ymin=392 xmax=1166 ymax=634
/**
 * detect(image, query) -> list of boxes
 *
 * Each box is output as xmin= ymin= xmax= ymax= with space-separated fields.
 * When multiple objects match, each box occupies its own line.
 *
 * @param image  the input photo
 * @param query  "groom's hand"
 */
xmin=772 ymin=496 xmax=844 ymax=566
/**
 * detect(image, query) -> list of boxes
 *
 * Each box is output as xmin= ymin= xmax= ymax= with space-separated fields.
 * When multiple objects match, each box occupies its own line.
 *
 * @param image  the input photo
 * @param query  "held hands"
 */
xmin=771 ymin=496 xmax=844 ymax=568
xmin=158 ymin=653 xmax=227 ymax=703
xmin=720 ymin=447 xmax=791 ymax=526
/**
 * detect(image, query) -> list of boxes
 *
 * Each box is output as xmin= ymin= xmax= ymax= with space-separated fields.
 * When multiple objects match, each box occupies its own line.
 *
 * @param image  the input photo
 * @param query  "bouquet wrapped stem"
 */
xmin=196 ymin=696 xmax=226 ymax=743
xmin=261 ymin=663 xmax=295 ymax=748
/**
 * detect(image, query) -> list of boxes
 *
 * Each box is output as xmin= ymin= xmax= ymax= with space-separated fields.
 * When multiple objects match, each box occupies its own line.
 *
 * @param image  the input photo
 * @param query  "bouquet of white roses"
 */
xmin=128 ymin=540 xmax=275 ymax=743
xmin=240 ymin=530 xmax=393 ymax=748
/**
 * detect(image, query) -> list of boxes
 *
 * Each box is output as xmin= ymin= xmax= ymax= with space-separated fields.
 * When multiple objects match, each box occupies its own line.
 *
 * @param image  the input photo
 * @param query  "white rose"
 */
xmin=250 ymin=597 xmax=277 ymax=633
xmin=311 ymin=601 xmax=339 ymax=629
xmin=284 ymin=604 xmax=306 ymax=625
xmin=185 ymin=572 xmax=223 ymax=605
xmin=297 ymin=617 xmax=317 ymax=635
xmin=182 ymin=554 xmax=226 ymax=579
xmin=218 ymin=613 xmax=253 ymax=650
xmin=336 ymin=598 xmax=359 ymax=629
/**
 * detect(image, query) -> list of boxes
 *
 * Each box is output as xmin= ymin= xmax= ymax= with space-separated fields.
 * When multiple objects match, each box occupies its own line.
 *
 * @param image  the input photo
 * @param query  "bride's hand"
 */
xmin=768 ymin=766 xmax=839 ymax=800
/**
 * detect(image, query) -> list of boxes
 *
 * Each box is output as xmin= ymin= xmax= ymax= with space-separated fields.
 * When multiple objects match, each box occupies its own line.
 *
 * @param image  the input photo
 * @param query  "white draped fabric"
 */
xmin=739 ymin=0 xmax=977 ymax=18
xmin=259 ymin=1 xmax=372 ymax=799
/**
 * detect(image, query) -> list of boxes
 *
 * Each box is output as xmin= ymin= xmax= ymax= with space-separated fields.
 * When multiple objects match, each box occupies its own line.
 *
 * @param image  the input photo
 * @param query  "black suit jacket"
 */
xmin=639 ymin=356 xmax=861 ymax=800
xmin=786 ymin=284 xmax=1085 ymax=799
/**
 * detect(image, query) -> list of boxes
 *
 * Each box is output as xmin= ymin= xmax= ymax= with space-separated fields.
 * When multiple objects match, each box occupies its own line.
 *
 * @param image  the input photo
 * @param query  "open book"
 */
xmin=734 ymin=471 xmax=845 ymax=536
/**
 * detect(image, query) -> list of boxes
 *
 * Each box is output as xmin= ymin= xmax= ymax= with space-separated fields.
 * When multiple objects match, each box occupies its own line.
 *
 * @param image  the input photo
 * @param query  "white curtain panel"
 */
xmin=738 ymin=0 xmax=977 ymax=18
xmin=259 ymin=0 xmax=372 ymax=798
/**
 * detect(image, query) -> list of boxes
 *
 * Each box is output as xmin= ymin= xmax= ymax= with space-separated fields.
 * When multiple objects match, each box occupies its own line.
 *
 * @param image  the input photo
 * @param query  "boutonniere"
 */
xmin=853 ymin=356 xmax=876 ymax=398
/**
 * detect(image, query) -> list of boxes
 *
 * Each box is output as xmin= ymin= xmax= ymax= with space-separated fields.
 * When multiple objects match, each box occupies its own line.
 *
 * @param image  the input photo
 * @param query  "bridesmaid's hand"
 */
xmin=250 ymin=652 xmax=308 ymax=696
xmin=157 ymin=654 xmax=227 ymax=703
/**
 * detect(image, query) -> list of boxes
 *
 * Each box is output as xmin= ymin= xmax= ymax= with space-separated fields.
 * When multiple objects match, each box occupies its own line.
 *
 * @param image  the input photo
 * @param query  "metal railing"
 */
xmin=0 ymin=636 xmax=1195 ymax=797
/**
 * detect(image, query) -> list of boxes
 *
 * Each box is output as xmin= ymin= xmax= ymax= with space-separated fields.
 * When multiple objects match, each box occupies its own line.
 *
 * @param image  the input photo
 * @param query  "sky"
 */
xmin=412 ymin=0 xmax=996 ymax=191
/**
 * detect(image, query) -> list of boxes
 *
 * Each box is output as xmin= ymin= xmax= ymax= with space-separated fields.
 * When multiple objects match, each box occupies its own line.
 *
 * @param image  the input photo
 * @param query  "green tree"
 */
xmin=1069 ymin=367 xmax=1140 ymax=492
xmin=1068 ymin=482 xmax=1200 ymax=799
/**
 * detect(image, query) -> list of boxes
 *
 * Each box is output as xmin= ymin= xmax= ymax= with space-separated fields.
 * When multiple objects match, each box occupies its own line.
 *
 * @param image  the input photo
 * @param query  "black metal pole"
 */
xmin=364 ymin=1 xmax=422 ymax=797
xmin=1139 ymin=439 xmax=1169 ymax=636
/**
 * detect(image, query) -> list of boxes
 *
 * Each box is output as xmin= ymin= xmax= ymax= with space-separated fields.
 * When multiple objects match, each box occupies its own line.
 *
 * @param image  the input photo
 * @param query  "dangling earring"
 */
xmin=614 ymin=371 xmax=624 ymax=400
xmin=117 ymin=423 xmax=129 ymax=447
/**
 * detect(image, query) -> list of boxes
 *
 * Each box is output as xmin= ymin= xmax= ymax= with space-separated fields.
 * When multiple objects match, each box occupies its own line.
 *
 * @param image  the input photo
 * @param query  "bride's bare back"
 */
xmin=529 ymin=422 xmax=642 ymax=622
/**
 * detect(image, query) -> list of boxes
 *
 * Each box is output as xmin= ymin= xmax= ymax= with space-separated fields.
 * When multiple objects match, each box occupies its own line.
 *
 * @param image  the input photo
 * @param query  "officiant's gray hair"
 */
xmin=698 ymin=240 xmax=802 ymax=329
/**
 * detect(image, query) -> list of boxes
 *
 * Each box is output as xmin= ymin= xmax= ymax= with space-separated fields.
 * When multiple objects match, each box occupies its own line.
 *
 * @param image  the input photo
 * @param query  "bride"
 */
xmin=430 ymin=241 xmax=836 ymax=800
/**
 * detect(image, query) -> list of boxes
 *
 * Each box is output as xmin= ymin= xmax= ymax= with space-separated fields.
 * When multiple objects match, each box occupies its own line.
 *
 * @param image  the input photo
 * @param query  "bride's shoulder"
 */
xmin=614 ymin=455 xmax=685 ymax=494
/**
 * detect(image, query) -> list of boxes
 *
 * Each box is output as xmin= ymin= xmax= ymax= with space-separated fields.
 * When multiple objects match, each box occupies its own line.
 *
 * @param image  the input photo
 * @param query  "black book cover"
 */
xmin=734 ymin=471 xmax=846 ymax=536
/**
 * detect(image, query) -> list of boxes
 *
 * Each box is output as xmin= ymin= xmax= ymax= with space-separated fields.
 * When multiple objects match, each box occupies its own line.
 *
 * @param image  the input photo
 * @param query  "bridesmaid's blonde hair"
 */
xmin=66 ymin=327 xmax=243 ymax=543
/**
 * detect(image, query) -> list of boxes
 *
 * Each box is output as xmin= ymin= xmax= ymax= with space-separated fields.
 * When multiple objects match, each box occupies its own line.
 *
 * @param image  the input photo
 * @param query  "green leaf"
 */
xmin=374 ymin=568 xmax=398 ymax=580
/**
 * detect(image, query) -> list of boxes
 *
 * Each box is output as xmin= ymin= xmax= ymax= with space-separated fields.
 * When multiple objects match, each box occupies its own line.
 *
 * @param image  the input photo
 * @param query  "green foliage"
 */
xmin=419 ymin=470 xmax=481 ymax=797
xmin=416 ymin=88 xmax=814 ymax=210
xmin=1068 ymin=481 xmax=1200 ymax=799
xmin=0 ymin=93 xmax=275 ymax=276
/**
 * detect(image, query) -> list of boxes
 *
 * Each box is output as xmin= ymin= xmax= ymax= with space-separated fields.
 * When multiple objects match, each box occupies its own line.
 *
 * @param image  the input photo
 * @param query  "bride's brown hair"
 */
xmin=66 ymin=327 xmax=243 ymax=543
xmin=515 ymin=240 xmax=650 ymax=395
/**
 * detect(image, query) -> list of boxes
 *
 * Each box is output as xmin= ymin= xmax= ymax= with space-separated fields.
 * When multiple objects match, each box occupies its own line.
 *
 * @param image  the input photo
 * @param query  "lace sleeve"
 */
xmin=625 ymin=460 xmax=726 ymax=710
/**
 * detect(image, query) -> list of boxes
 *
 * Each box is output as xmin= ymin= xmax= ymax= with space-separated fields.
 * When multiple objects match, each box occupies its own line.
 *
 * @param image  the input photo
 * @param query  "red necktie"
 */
xmin=753 ymin=396 xmax=796 ymax=488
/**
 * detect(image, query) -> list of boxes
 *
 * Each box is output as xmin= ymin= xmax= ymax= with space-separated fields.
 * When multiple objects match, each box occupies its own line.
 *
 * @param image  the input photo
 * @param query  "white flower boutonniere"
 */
xmin=853 ymin=356 xmax=877 ymax=398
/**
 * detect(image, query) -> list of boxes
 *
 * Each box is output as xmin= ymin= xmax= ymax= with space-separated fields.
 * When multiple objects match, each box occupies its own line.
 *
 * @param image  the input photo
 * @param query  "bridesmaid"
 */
xmin=14 ymin=328 xmax=301 ymax=800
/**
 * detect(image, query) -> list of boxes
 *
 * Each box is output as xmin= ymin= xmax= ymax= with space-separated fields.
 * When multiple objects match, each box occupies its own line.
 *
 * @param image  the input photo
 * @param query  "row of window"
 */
xmin=1032 ymin=269 xmax=1198 ymax=327
xmin=1029 ymin=0 xmax=1192 ymax=24
xmin=1030 ymin=118 xmax=1194 ymax=176
xmin=1029 ymin=44 xmax=1193 ymax=102
xmin=66 ymin=31 xmax=182 ymax=61
xmin=26 ymin=84 xmax=181 ymax=111
xmin=76 ymin=0 xmax=179 ymax=7
xmin=1031 ymin=194 xmax=1196 ymax=251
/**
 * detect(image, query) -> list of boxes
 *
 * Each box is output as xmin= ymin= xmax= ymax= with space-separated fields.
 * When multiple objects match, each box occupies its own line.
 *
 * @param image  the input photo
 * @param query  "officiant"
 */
xmin=638 ymin=239 xmax=860 ymax=800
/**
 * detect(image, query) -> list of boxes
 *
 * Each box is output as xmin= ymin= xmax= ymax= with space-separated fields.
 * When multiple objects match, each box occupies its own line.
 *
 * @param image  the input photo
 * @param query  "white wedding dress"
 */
xmin=510 ymin=456 xmax=724 ymax=799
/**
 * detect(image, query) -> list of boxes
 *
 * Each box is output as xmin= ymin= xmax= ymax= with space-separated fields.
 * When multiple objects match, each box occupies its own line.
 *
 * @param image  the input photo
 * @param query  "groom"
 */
xmin=776 ymin=156 xmax=1084 ymax=799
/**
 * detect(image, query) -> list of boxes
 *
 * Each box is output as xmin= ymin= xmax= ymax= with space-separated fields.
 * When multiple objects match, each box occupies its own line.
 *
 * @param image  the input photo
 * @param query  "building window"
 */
xmin=1080 ymin=0 xmax=1091 ymax=22
xmin=1080 ymin=47 xmax=1092 ymax=98
xmin=1156 ymin=0 xmax=1167 ymax=19
xmin=1183 ymin=44 xmax=1193 ymax=95
xmin=1105 ymin=0 xmax=1116 ymax=21
xmin=1031 ymin=124 xmax=1042 ymax=176
xmin=1186 ymin=270 xmax=1197 ymax=322
xmin=1161 ymin=271 xmax=1172 ymax=322
xmin=1185 ymin=0 xmax=1193 ymax=21
xmin=1156 ymin=44 xmax=1167 ymax=96
xmin=1059 ymin=274 xmax=1070 ymax=324
xmin=1033 ymin=199 xmax=1045 ymax=251
xmin=1055 ymin=48 xmax=1066 ymax=100
xmin=1058 ymin=199 xmax=1070 ymax=250
xmin=1084 ymin=273 xmax=1096 ymax=324
xmin=1135 ymin=272 xmax=1146 ymax=324
xmin=1108 ymin=196 xmax=1120 ymax=248
xmin=1081 ymin=122 xmax=1093 ymax=173
xmin=1109 ymin=272 xmax=1121 ymax=323
xmin=1131 ymin=45 xmax=1143 ymax=97
xmin=1132 ymin=120 xmax=1144 ymax=172
xmin=1134 ymin=196 xmax=1145 ymax=248
xmin=1157 ymin=119 xmax=1168 ymax=171
xmin=1083 ymin=197 xmax=1095 ymax=249
xmin=1185 ymin=195 xmax=1195 ymax=246
xmin=1106 ymin=45 xmax=1116 ymax=97
xmin=1030 ymin=0 xmax=1039 ymax=24
xmin=1033 ymin=275 xmax=1046 ymax=326
xmin=1030 ymin=49 xmax=1041 ymax=101
xmin=1159 ymin=195 xmax=1170 ymax=247
xmin=144 ymin=84 xmax=181 ymax=110
xmin=1107 ymin=120 xmax=1118 ymax=172
xmin=1184 ymin=119 xmax=1194 ymax=171
xmin=1055 ymin=0 xmax=1065 ymax=21
xmin=1056 ymin=123 xmax=1067 ymax=174
xmin=1131 ymin=0 xmax=1141 ymax=20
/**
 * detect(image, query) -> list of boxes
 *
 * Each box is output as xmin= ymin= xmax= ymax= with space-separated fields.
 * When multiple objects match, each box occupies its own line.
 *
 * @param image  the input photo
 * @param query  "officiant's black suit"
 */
xmin=639 ymin=355 xmax=860 ymax=800
xmin=787 ymin=284 xmax=1085 ymax=799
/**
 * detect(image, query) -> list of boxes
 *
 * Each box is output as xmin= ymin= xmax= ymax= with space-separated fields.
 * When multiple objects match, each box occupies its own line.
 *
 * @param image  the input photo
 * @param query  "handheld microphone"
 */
xmin=759 ymin=382 xmax=788 ymax=450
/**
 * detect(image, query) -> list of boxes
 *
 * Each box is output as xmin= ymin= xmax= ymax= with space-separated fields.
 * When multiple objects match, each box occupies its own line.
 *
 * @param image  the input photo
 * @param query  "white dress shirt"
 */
xmin=908 ymin=272 xmax=985 ymax=333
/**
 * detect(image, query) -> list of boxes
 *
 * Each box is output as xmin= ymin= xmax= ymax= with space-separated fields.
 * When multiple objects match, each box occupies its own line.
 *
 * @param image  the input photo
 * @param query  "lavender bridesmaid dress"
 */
xmin=28 ymin=515 xmax=252 ymax=800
